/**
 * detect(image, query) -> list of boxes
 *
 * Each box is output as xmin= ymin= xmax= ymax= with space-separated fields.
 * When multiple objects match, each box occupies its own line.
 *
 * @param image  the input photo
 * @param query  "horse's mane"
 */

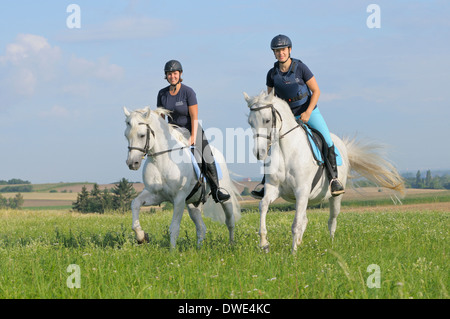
xmin=128 ymin=107 xmax=188 ymax=145
xmin=246 ymin=90 xmax=274 ymax=108
xmin=246 ymin=90 xmax=296 ymax=122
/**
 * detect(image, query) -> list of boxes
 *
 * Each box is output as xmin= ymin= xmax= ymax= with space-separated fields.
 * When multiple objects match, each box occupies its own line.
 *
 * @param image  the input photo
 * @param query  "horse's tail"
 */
xmin=202 ymin=147 xmax=241 ymax=224
xmin=203 ymin=178 xmax=242 ymax=224
xmin=343 ymin=136 xmax=405 ymax=195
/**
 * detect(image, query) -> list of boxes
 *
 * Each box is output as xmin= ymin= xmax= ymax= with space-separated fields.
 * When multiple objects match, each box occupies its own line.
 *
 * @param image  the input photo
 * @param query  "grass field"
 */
xmin=0 ymin=202 xmax=448 ymax=299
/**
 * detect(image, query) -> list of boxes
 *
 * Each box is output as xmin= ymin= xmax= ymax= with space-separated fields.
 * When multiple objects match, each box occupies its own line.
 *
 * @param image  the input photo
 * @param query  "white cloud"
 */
xmin=68 ymin=55 xmax=124 ymax=81
xmin=0 ymin=34 xmax=61 ymax=96
xmin=0 ymin=33 xmax=60 ymax=65
xmin=0 ymin=33 xmax=125 ymax=101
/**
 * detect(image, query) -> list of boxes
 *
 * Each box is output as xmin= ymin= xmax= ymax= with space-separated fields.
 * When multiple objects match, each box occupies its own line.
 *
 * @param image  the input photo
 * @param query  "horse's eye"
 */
xmin=265 ymin=119 xmax=270 ymax=124
xmin=139 ymin=134 xmax=146 ymax=138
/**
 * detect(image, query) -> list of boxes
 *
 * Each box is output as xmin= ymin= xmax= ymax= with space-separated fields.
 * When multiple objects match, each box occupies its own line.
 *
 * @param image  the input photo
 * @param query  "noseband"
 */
xmin=249 ymin=104 xmax=281 ymax=144
xmin=128 ymin=123 xmax=155 ymax=155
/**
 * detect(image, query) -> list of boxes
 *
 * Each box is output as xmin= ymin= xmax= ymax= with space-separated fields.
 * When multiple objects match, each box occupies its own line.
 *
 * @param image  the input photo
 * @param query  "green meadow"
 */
xmin=0 ymin=205 xmax=448 ymax=299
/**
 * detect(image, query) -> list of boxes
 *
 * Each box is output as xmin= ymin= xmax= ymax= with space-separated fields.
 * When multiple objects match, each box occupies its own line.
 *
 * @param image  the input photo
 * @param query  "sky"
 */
xmin=0 ymin=0 xmax=449 ymax=184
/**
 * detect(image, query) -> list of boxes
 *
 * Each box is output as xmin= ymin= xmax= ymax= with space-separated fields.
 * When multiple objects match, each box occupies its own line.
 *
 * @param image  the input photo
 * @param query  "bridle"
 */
xmin=249 ymin=103 xmax=301 ymax=147
xmin=127 ymin=123 xmax=154 ymax=155
xmin=127 ymin=122 xmax=188 ymax=158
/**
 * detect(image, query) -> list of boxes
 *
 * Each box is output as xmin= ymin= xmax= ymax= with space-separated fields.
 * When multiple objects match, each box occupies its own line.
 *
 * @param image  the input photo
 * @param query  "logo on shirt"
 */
xmin=175 ymin=101 xmax=184 ymax=106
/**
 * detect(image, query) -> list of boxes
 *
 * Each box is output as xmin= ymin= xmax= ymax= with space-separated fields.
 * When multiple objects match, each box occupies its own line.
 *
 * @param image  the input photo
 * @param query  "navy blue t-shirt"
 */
xmin=266 ymin=59 xmax=314 ymax=116
xmin=157 ymin=84 xmax=198 ymax=133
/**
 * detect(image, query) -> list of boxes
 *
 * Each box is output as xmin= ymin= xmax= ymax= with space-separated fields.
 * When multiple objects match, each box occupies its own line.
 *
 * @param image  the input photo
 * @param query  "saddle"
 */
xmin=295 ymin=118 xmax=342 ymax=167
xmin=296 ymin=118 xmax=342 ymax=190
xmin=185 ymin=146 xmax=223 ymax=206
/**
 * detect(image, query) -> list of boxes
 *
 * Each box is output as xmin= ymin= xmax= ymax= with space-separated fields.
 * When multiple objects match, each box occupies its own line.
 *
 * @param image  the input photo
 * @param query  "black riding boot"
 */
xmin=205 ymin=162 xmax=231 ymax=203
xmin=326 ymin=145 xmax=345 ymax=196
xmin=251 ymin=175 xmax=265 ymax=199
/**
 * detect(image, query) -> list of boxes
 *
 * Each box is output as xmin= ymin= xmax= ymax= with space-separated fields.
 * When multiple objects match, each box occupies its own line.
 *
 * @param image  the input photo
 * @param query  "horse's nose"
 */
xmin=127 ymin=159 xmax=140 ymax=170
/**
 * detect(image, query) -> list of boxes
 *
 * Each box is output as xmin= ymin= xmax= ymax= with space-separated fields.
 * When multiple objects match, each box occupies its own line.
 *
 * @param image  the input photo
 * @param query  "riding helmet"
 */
xmin=270 ymin=35 xmax=292 ymax=50
xmin=164 ymin=60 xmax=183 ymax=73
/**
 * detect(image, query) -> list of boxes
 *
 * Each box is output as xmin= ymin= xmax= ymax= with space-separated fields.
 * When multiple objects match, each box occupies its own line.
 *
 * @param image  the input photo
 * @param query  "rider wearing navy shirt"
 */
xmin=157 ymin=60 xmax=230 ymax=203
xmin=251 ymin=35 xmax=345 ymax=199
xmin=157 ymin=84 xmax=197 ymax=133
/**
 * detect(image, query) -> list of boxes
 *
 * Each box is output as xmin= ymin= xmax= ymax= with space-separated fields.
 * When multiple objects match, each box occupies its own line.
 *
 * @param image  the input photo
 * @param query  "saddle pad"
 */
xmin=189 ymin=146 xmax=223 ymax=180
xmin=297 ymin=121 xmax=342 ymax=166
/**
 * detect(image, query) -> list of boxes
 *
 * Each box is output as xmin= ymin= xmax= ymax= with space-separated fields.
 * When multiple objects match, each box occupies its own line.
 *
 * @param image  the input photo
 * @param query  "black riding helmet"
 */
xmin=164 ymin=60 xmax=183 ymax=74
xmin=270 ymin=34 xmax=292 ymax=50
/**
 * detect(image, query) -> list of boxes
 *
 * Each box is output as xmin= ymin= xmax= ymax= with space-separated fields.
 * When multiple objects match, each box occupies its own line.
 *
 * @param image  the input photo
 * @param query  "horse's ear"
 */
xmin=123 ymin=107 xmax=131 ymax=117
xmin=144 ymin=106 xmax=151 ymax=120
xmin=243 ymin=92 xmax=251 ymax=106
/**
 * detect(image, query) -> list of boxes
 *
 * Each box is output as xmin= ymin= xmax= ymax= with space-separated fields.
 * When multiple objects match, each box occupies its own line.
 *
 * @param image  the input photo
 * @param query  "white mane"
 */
xmin=126 ymin=107 xmax=188 ymax=145
xmin=244 ymin=90 xmax=296 ymax=123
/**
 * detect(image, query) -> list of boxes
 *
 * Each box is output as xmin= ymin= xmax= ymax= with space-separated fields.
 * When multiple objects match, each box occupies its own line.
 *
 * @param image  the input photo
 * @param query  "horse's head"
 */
xmin=124 ymin=106 xmax=155 ymax=170
xmin=244 ymin=90 xmax=280 ymax=161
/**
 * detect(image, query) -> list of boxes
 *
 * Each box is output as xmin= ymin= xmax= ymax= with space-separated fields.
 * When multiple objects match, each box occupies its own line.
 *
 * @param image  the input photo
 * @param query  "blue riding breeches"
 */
xmin=298 ymin=108 xmax=333 ymax=147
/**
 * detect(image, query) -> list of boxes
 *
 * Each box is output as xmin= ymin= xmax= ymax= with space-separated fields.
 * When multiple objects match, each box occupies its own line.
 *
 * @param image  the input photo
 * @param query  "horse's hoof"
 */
xmin=261 ymin=244 xmax=270 ymax=253
xmin=137 ymin=232 xmax=149 ymax=245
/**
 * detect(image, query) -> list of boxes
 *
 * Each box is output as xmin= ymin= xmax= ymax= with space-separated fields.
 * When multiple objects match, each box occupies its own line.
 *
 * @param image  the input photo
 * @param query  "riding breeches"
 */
xmin=190 ymin=124 xmax=215 ymax=167
xmin=303 ymin=108 xmax=333 ymax=147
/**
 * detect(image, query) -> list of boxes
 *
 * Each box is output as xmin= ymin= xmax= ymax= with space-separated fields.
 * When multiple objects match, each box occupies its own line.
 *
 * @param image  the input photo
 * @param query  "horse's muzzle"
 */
xmin=127 ymin=158 xmax=141 ymax=170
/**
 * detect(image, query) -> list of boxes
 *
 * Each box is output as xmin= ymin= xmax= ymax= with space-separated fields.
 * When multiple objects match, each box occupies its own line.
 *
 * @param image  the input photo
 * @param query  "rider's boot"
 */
xmin=205 ymin=161 xmax=231 ymax=203
xmin=326 ymin=145 xmax=345 ymax=197
xmin=250 ymin=176 xmax=265 ymax=199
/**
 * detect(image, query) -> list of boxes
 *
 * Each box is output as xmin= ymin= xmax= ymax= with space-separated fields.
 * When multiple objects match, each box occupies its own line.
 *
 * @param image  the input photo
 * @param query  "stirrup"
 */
xmin=330 ymin=178 xmax=345 ymax=197
xmin=213 ymin=187 xmax=230 ymax=203
xmin=250 ymin=183 xmax=264 ymax=199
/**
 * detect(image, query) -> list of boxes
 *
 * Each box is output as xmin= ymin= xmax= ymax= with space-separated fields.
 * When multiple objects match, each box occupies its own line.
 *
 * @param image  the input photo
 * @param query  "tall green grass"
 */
xmin=0 ymin=208 xmax=448 ymax=299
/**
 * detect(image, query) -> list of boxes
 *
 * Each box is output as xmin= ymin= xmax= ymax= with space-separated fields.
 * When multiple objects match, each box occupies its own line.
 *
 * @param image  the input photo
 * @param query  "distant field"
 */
xmin=1 ymin=182 xmax=449 ymax=211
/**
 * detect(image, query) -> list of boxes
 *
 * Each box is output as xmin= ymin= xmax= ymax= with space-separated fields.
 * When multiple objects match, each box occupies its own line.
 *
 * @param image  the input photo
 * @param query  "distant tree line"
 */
xmin=403 ymin=170 xmax=450 ymax=189
xmin=0 ymin=179 xmax=33 ymax=193
xmin=72 ymin=178 xmax=137 ymax=213
xmin=0 ymin=193 xmax=24 ymax=209
xmin=0 ymin=185 xmax=33 ymax=193
xmin=0 ymin=179 xmax=31 ymax=185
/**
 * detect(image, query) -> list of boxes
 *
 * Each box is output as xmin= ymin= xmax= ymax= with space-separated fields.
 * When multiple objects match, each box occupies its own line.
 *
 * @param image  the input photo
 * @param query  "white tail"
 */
xmin=344 ymin=137 xmax=405 ymax=195
xmin=203 ymin=146 xmax=242 ymax=224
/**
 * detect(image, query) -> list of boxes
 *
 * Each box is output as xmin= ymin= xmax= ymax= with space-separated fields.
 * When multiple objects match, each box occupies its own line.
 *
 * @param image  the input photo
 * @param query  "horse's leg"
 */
xmin=291 ymin=192 xmax=309 ymax=253
xmin=259 ymin=184 xmax=279 ymax=252
xmin=328 ymin=195 xmax=342 ymax=240
xmin=169 ymin=198 xmax=185 ymax=249
xmin=187 ymin=203 xmax=207 ymax=247
xmin=131 ymin=189 xmax=153 ymax=244
xmin=220 ymin=200 xmax=236 ymax=244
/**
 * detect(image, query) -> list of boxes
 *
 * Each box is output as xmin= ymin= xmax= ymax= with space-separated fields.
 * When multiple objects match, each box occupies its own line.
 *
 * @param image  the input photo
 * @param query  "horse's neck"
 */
xmin=152 ymin=117 xmax=178 ymax=150
xmin=276 ymin=105 xmax=309 ymax=153
xmin=149 ymin=116 xmax=188 ymax=167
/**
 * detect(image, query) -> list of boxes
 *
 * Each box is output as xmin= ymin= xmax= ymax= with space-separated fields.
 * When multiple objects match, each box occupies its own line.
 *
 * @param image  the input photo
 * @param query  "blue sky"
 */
xmin=0 ymin=0 xmax=449 ymax=184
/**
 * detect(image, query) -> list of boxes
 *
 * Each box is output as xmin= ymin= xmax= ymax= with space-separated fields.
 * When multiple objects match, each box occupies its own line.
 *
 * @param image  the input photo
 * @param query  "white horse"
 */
xmin=123 ymin=107 xmax=241 ymax=248
xmin=244 ymin=90 xmax=404 ymax=253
